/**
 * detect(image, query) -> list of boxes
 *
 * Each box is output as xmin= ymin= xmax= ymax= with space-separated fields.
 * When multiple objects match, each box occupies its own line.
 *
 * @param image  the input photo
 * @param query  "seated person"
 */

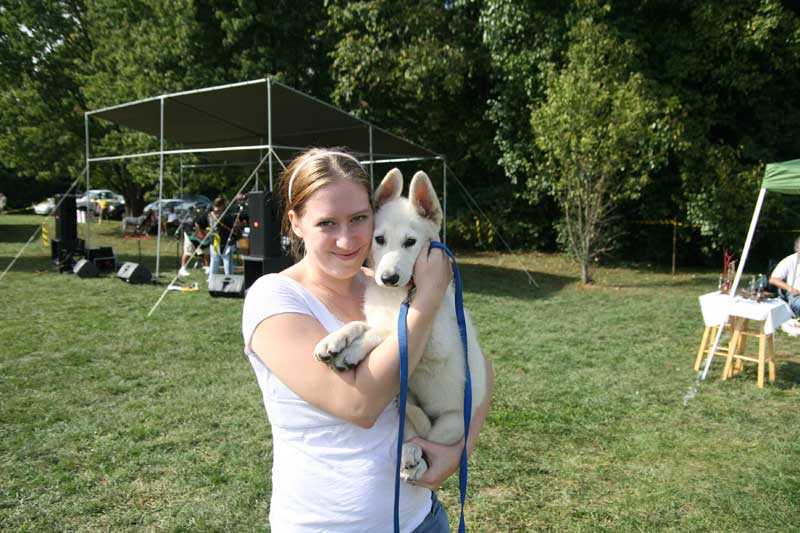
xmin=165 ymin=206 xmax=179 ymax=232
xmin=122 ymin=211 xmax=147 ymax=234
xmin=121 ymin=208 xmax=159 ymax=235
xmin=178 ymin=208 xmax=210 ymax=276
xmin=769 ymin=236 xmax=800 ymax=316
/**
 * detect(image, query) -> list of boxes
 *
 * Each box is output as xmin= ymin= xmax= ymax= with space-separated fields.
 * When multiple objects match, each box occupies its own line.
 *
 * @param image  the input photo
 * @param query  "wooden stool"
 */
xmin=721 ymin=317 xmax=777 ymax=388
xmin=694 ymin=320 xmax=737 ymax=372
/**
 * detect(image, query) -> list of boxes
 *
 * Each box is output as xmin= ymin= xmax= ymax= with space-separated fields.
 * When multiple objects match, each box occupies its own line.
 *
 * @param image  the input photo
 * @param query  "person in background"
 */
xmin=207 ymin=197 xmax=236 ymax=281
xmin=242 ymin=148 xmax=492 ymax=532
xmin=178 ymin=207 xmax=210 ymax=276
xmin=0 ymin=192 xmax=7 ymax=215
xmin=769 ymin=236 xmax=800 ymax=317
xmin=770 ymin=236 xmax=800 ymax=336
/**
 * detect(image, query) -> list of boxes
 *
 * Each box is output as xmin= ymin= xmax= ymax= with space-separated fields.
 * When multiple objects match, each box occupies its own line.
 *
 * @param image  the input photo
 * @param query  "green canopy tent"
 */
xmin=701 ymin=158 xmax=800 ymax=378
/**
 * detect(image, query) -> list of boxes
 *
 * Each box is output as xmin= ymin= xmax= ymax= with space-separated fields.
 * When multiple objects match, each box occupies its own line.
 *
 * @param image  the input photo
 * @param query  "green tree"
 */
xmin=638 ymin=1 xmax=800 ymax=252
xmin=0 ymin=0 xmax=91 ymax=181
xmin=324 ymin=1 xmax=502 ymax=203
xmin=530 ymin=14 xmax=678 ymax=283
xmin=0 ymin=1 xmax=333 ymax=213
xmin=480 ymin=0 xmax=568 ymax=187
xmin=324 ymin=0 xmax=553 ymax=250
xmin=483 ymin=0 xmax=800 ymax=264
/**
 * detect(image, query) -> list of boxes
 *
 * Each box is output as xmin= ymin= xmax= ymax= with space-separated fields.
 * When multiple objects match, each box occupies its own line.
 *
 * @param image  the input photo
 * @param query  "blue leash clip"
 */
xmin=394 ymin=241 xmax=472 ymax=533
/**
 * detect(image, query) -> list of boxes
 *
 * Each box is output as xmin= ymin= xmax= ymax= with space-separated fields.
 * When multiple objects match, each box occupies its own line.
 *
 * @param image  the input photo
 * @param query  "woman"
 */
xmin=242 ymin=148 xmax=492 ymax=532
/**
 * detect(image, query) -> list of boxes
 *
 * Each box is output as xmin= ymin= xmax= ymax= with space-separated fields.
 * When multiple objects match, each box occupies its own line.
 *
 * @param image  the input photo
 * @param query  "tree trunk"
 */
xmin=580 ymin=258 xmax=592 ymax=285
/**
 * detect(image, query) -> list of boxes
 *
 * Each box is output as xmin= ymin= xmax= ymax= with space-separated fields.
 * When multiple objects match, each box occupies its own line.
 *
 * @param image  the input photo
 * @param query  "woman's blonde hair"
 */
xmin=278 ymin=148 xmax=371 ymax=259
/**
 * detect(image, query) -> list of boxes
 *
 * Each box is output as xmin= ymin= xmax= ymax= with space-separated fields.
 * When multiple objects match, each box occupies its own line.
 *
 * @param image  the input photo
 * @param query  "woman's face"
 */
xmin=289 ymin=179 xmax=373 ymax=280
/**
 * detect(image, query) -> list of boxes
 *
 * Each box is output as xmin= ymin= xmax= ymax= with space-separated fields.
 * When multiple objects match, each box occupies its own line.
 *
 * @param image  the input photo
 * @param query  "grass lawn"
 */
xmin=1 ymin=213 xmax=799 ymax=532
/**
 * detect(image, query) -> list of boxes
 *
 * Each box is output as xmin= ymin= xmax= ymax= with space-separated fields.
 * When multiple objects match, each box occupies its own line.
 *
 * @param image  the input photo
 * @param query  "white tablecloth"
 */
xmin=698 ymin=291 xmax=793 ymax=335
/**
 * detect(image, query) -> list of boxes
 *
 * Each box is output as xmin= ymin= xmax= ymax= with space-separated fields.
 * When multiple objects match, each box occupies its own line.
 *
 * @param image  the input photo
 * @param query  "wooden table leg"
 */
xmin=757 ymin=326 xmax=766 ymax=389
xmin=723 ymin=318 xmax=741 ymax=380
xmin=734 ymin=319 xmax=749 ymax=374
xmin=767 ymin=332 xmax=777 ymax=384
xmin=695 ymin=326 xmax=712 ymax=371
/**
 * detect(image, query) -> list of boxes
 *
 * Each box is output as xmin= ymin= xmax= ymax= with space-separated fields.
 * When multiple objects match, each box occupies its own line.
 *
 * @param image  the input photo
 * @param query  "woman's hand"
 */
xmin=412 ymin=241 xmax=451 ymax=304
xmin=407 ymin=437 xmax=464 ymax=491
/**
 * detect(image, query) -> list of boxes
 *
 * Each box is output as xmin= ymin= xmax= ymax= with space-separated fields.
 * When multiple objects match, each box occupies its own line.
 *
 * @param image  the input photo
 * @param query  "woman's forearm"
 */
xmin=349 ymin=293 xmax=442 ymax=423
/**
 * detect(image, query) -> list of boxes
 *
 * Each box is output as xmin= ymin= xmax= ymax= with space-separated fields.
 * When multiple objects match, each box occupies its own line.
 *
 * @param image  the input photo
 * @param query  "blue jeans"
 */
xmin=412 ymin=492 xmax=449 ymax=533
xmin=789 ymin=294 xmax=800 ymax=316
xmin=209 ymin=244 xmax=233 ymax=280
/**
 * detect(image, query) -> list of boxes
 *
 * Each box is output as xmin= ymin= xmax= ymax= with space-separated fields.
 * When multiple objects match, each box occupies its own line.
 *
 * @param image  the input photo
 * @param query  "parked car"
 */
xmin=77 ymin=189 xmax=124 ymax=208
xmin=179 ymin=193 xmax=211 ymax=205
xmin=32 ymin=197 xmax=55 ymax=215
xmin=77 ymin=189 xmax=126 ymax=219
xmin=142 ymin=198 xmax=185 ymax=215
xmin=140 ymin=198 xmax=191 ymax=234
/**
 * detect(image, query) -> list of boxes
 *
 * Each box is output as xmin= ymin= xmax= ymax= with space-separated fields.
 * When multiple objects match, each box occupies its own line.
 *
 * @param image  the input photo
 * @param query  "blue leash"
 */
xmin=394 ymin=241 xmax=472 ymax=533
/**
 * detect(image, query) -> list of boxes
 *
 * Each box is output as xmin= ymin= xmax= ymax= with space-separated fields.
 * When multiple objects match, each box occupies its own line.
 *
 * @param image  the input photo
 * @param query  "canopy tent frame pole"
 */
xmin=179 ymin=161 xmax=259 ymax=169
xmin=701 ymin=187 xmax=767 ymax=379
xmin=87 ymin=145 xmax=437 ymax=164
xmin=267 ymin=79 xmax=273 ymax=192
xmin=84 ymin=113 xmax=91 ymax=250
xmin=369 ymin=126 xmax=374 ymax=189
xmin=155 ymin=96 xmax=165 ymax=282
xmin=257 ymin=145 xmax=263 ymax=191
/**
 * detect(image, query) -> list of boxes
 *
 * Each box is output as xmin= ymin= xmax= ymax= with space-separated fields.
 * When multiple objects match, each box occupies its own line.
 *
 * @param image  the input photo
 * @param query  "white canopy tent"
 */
xmin=84 ymin=78 xmax=445 ymax=280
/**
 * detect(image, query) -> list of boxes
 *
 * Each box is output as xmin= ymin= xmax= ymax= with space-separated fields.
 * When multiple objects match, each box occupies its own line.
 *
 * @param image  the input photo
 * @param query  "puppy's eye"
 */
xmin=403 ymin=238 xmax=417 ymax=248
xmin=374 ymin=235 xmax=385 ymax=245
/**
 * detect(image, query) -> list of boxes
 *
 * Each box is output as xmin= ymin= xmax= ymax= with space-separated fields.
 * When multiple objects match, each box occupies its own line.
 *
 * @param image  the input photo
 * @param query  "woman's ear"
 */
xmin=288 ymin=210 xmax=303 ymax=238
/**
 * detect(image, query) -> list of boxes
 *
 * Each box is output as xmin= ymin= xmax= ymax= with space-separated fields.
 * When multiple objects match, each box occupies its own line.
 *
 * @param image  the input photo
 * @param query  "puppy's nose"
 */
xmin=381 ymin=273 xmax=400 ymax=286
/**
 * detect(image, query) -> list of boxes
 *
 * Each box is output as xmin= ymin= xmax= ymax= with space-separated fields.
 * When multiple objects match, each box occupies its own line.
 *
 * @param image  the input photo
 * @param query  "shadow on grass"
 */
xmin=0 ymin=223 xmax=43 ymax=243
xmin=720 ymin=360 xmax=800 ymax=390
xmin=0 ymin=255 xmax=55 ymax=273
xmin=606 ymin=276 xmax=715 ymax=290
xmin=0 ymin=250 xmax=185 ymax=277
xmin=459 ymin=262 xmax=574 ymax=301
xmin=776 ymin=361 xmax=800 ymax=389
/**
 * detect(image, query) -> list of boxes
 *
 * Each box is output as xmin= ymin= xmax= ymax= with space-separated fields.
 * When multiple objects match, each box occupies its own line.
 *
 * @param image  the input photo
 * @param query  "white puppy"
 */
xmin=314 ymin=168 xmax=487 ymax=483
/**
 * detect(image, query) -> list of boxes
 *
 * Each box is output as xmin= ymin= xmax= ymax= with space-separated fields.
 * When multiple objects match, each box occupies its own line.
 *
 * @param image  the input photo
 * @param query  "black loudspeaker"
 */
xmin=243 ymin=255 xmax=294 ymax=291
xmin=72 ymin=258 xmax=98 ymax=278
xmin=208 ymin=274 xmax=245 ymax=298
xmin=116 ymin=262 xmax=151 ymax=284
xmin=243 ymin=257 xmax=263 ymax=291
xmin=87 ymin=247 xmax=116 ymax=272
xmin=51 ymin=238 xmax=84 ymax=272
xmin=54 ymin=194 xmax=77 ymax=241
xmin=247 ymin=191 xmax=281 ymax=258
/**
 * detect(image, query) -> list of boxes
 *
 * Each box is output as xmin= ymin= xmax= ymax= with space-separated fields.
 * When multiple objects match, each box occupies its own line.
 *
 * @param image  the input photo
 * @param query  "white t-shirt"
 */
xmin=242 ymin=274 xmax=431 ymax=532
xmin=771 ymin=253 xmax=800 ymax=289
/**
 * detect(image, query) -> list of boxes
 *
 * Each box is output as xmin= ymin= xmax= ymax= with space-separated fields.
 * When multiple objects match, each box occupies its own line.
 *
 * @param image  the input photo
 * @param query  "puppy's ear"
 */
xmin=374 ymin=168 xmax=403 ymax=209
xmin=409 ymin=171 xmax=442 ymax=227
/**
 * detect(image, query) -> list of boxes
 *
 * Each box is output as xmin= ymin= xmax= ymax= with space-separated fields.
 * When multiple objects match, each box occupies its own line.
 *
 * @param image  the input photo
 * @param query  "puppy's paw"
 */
xmin=313 ymin=333 xmax=345 ymax=365
xmin=400 ymin=443 xmax=428 ymax=483
xmin=313 ymin=322 xmax=370 ymax=370
xmin=331 ymin=346 xmax=367 ymax=371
